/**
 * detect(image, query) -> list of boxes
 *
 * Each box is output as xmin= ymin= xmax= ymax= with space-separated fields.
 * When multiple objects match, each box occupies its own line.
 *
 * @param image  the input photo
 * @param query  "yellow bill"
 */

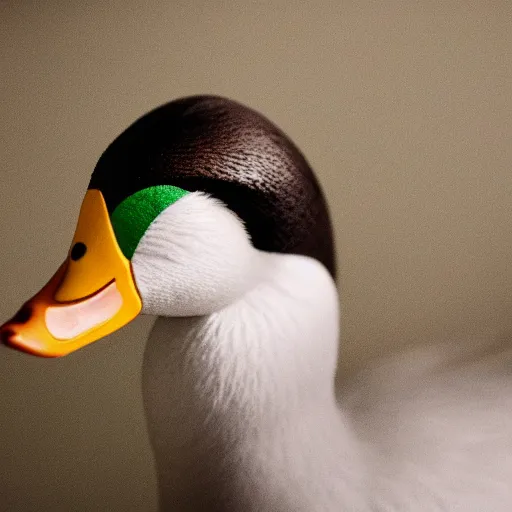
xmin=0 ymin=190 xmax=142 ymax=357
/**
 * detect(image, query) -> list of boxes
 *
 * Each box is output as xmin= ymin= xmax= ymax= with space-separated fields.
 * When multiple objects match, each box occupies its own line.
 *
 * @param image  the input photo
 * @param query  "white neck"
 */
xmin=142 ymin=252 xmax=367 ymax=511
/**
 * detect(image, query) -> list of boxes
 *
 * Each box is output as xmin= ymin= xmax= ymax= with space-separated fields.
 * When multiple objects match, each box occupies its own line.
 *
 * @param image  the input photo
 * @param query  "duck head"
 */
xmin=1 ymin=95 xmax=335 ymax=357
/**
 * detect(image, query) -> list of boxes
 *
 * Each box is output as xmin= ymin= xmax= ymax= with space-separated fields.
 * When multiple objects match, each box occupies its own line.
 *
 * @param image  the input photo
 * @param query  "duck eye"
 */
xmin=71 ymin=242 xmax=87 ymax=261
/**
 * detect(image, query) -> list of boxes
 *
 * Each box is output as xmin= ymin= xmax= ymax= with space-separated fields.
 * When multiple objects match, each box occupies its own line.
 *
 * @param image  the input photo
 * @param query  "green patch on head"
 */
xmin=111 ymin=185 xmax=189 ymax=259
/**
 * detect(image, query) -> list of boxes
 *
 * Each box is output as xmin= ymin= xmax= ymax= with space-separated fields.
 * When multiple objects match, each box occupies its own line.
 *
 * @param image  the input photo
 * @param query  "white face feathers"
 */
xmin=131 ymin=192 xmax=262 ymax=317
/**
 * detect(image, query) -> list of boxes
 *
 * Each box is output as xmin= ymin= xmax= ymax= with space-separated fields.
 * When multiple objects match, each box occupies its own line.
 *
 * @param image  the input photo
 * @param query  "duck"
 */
xmin=2 ymin=95 xmax=512 ymax=512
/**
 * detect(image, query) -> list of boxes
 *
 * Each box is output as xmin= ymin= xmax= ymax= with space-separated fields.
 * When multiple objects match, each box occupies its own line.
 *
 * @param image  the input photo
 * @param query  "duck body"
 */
xmin=143 ymin=250 xmax=512 ymax=512
xmin=2 ymin=96 xmax=512 ymax=511
xmin=143 ymin=251 xmax=365 ymax=511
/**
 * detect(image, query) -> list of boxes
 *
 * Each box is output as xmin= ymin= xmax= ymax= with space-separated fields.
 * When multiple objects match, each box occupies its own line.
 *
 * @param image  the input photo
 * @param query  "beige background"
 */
xmin=1 ymin=1 xmax=511 ymax=510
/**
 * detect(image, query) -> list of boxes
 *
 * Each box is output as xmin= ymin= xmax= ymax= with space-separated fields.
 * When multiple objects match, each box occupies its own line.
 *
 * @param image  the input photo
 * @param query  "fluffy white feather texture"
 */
xmin=132 ymin=192 xmax=262 ymax=317
xmin=133 ymin=192 xmax=512 ymax=511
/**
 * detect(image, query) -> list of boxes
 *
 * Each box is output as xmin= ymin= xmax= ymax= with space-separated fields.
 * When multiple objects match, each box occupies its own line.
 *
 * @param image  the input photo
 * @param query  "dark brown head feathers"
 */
xmin=89 ymin=95 xmax=336 ymax=277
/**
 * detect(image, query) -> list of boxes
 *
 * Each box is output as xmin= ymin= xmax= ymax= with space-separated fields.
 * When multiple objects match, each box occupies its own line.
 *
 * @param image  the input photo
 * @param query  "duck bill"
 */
xmin=0 ymin=190 xmax=142 ymax=357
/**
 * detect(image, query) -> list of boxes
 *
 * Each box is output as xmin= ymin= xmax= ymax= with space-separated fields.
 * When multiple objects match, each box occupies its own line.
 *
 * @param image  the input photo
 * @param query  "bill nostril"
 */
xmin=1 ymin=328 xmax=16 ymax=346
xmin=11 ymin=305 xmax=32 ymax=324
xmin=71 ymin=242 xmax=87 ymax=261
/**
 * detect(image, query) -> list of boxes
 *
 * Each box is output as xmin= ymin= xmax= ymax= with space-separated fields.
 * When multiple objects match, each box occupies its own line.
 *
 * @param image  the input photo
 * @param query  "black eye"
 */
xmin=71 ymin=242 xmax=87 ymax=261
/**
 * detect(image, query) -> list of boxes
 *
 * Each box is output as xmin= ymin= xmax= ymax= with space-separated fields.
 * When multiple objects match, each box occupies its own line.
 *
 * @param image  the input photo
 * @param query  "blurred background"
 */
xmin=1 ymin=1 xmax=511 ymax=510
